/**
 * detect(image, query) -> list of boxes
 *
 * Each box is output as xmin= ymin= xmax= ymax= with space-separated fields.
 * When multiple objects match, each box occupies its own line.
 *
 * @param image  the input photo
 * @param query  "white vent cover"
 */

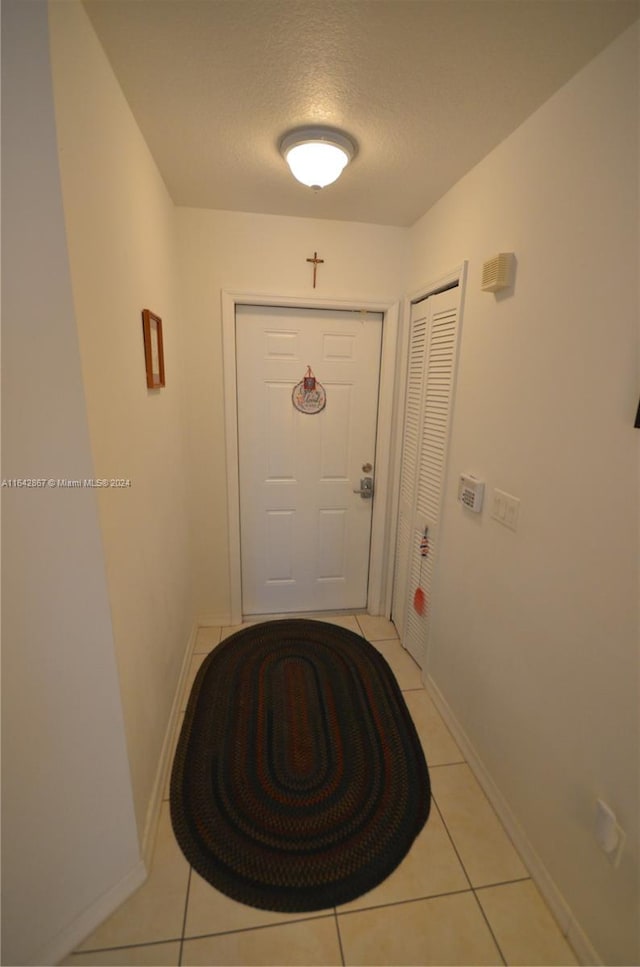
xmin=481 ymin=253 xmax=513 ymax=292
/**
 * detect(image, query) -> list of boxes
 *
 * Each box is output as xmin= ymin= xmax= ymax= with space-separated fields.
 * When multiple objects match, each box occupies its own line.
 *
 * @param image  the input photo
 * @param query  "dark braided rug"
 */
xmin=170 ymin=618 xmax=431 ymax=912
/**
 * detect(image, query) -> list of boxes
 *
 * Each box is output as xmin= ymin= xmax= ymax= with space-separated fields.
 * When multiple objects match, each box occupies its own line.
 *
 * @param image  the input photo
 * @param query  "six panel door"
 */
xmin=236 ymin=304 xmax=383 ymax=615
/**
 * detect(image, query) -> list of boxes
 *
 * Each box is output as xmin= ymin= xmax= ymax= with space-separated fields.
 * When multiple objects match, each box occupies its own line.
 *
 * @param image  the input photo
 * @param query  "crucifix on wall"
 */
xmin=306 ymin=251 xmax=324 ymax=288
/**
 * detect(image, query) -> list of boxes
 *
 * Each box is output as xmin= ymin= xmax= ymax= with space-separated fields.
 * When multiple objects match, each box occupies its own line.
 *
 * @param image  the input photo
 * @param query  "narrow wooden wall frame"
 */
xmin=142 ymin=309 xmax=165 ymax=388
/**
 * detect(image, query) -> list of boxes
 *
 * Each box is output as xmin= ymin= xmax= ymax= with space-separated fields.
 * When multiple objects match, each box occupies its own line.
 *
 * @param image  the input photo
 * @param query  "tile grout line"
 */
xmin=431 ymin=793 xmax=523 ymax=967
xmin=430 ymin=795 xmax=474 ymax=890
xmin=178 ymin=866 xmax=192 ymax=966
xmin=474 ymin=875 xmax=532 ymax=891
xmin=335 ymin=885 xmax=480 ymax=919
xmin=432 ymin=799 xmax=509 ymax=964
xmin=178 ymin=911 xmax=338 ymax=945
xmin=74 ymin=937 xmax=183 ymax=956
xmin=471 ymin=888 xmax=508 ymax=966
xmin=333 ymin=908 xmax=346 ymax=967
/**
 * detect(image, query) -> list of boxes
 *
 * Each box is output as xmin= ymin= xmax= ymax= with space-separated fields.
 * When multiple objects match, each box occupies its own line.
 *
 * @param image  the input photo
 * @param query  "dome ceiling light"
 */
xmin=279 ymin=127 xmax=357 ymax=190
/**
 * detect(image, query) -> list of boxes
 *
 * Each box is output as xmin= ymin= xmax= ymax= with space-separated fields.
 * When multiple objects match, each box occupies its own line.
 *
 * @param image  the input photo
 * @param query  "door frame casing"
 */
xmin=222 ymin=290 xmax=400 ymax=625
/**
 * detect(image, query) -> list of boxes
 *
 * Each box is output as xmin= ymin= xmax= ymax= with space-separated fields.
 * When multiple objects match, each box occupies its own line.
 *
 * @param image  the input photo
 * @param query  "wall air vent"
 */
xmin=481 ymin=253 xmax=514 ymax=292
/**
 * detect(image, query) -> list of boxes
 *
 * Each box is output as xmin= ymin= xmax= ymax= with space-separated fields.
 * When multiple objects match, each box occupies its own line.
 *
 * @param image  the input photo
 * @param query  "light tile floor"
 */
xmin=62 ymin=616 xmax=578 ymax=967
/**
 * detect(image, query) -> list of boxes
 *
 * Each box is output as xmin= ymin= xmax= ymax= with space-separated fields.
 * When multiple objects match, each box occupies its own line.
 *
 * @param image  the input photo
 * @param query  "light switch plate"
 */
xmin=491 ymin=489 xmax=520 ymax=531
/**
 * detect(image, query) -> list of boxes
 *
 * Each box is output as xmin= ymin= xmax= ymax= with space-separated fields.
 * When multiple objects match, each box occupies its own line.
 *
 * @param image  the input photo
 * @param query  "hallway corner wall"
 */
xmin=48 ymin=0 xmax=195 ymax=841
xmin=407 ymin=23 xmax=639 ymax=965
xmin=2 ymin=1 xmax=142 ymax=962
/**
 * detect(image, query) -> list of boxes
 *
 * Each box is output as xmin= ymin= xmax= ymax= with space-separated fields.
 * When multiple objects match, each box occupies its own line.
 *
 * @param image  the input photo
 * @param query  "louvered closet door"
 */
xmin=392 ymin=287 xmax=461 ymax=667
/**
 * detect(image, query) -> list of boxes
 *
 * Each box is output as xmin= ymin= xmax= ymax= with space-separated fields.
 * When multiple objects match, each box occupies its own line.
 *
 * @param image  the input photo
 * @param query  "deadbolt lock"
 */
xmin=353 ymin=476 xmax=374 ymax=499
xmin=362 ymin=462 xmax=372 ymax=473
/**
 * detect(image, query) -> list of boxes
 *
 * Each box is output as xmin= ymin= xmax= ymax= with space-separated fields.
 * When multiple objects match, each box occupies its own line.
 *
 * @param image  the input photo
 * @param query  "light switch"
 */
xmin=491 ymin=489 xmax=520 ymax=531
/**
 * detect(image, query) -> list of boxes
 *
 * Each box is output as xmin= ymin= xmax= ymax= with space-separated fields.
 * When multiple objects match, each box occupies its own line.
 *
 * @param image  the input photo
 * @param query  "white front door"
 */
xmin=236 ymin=304 xmax=383 ymax=615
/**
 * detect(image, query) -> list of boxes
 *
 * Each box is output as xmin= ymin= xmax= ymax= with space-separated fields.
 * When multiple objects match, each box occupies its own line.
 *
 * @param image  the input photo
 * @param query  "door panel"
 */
xmin=236 ymin=305 xmax=383 ymax=615
xmin=392 ymin=288 xmax=461 ymax=667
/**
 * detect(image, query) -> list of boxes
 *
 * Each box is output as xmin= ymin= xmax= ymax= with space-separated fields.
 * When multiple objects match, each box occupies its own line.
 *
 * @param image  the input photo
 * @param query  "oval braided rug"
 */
xmin=170 ymin=619 xmax=431 ymax=912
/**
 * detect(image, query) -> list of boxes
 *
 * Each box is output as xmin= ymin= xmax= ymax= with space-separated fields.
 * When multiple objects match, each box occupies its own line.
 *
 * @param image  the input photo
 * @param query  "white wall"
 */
xmin=408 ymin=24 xmax=639 ymax=965
xmin=1 ymin=2 xmax=142 ymax=963
xmin=48 ymin=1 xmax=195 ymax=841
xmin=175 ymin=208 xmax=409 ymax=619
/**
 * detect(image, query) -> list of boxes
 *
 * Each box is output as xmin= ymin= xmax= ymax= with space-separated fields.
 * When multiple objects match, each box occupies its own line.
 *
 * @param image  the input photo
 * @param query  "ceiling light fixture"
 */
xmin=279 ymin=127 xmax=356 ymax=190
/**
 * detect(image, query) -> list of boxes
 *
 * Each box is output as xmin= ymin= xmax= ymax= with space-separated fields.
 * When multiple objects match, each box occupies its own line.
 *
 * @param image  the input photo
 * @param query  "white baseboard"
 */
xmin=36 ymin=859 xmax=146 ymax=967
xmin=423 ymin=673 xmax=602 ymax=967
xmin=141 ymin=620 xmax=199 ymax=868
xmin=566 ymin=918 xmax=603 ymax=967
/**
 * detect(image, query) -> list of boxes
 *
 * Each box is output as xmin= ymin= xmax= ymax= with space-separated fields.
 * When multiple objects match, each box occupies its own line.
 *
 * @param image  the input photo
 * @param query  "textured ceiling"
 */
xmin=83 ymin=0 xmax=639 ymax=227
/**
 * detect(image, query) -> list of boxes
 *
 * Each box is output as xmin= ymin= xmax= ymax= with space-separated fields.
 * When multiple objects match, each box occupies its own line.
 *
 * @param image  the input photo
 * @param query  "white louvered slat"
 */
xmin=415 ymin=306 xmax=457 ymax=523
xmin=393 ymin=287 xmax=462 ymax=668
xmin=398 ymin=316 xmax=427 ymax=506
